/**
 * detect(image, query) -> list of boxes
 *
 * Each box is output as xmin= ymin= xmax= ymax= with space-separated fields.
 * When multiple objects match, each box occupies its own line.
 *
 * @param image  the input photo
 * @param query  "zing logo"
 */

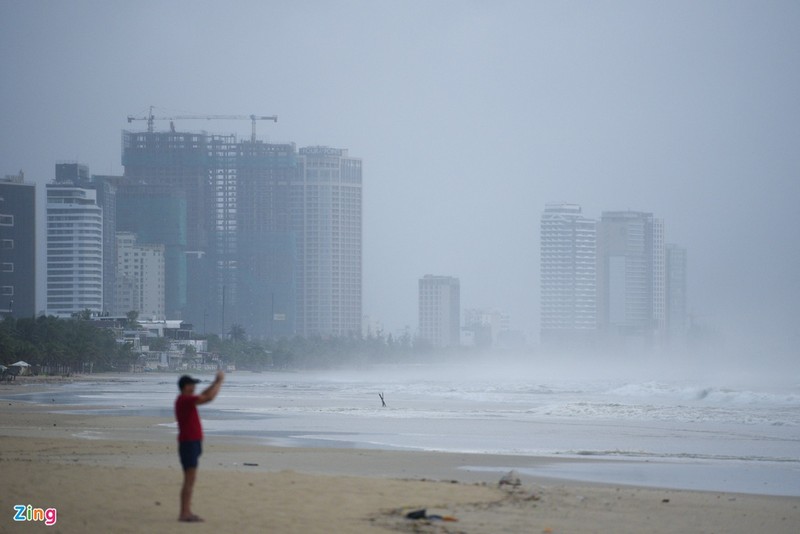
xmin=13 ymin=505 xmax=58 ymax=526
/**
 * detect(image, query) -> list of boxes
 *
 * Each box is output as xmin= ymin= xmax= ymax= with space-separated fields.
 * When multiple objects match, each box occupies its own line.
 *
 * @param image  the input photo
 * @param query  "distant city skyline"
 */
xmin=2 ymin=2 xmax=798 ymax=353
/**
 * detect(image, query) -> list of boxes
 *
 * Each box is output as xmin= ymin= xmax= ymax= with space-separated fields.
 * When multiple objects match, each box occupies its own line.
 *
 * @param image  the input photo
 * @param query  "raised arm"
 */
xmin=197 ymin=370 xmax=224 ymax=405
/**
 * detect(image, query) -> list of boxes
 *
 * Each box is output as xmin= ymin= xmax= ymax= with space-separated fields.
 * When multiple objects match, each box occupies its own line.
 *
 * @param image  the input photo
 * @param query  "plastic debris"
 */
xmin=406 ymin=509 xmax=426 ymax=520
xmin=405 ymin=509 xmax=457 ymax=522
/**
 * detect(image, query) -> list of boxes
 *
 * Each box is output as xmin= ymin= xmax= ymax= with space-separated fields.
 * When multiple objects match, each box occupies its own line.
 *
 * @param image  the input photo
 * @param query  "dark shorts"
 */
xmin=179 ymin=440 xmax=202 ymax=470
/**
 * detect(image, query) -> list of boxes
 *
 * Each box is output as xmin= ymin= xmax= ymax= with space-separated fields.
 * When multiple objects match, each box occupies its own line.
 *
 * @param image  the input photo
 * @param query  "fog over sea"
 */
xmin=9 ymin=363 xmax=800 ymax=496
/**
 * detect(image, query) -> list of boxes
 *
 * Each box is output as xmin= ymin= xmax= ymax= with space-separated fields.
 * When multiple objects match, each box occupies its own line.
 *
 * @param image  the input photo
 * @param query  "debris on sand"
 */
xmin=499 ymin=470 xmax=521 ymax=488
xmin=405 ymin=509 xmax=458 ymax=522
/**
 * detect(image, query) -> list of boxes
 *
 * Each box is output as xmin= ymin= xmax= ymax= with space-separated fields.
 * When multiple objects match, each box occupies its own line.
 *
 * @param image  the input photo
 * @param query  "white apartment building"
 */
xmin=293 ymin=146 xmax=362 ymax=337
xmin=419 ymin=275 xmax=460 ymax=348
xmin=46 ymin=184 xmax=103 ymax=316
xmin=540 ymin=203 xmax=597 ymax=343
xmin=115 ymin=232 xmax=165 ymax=320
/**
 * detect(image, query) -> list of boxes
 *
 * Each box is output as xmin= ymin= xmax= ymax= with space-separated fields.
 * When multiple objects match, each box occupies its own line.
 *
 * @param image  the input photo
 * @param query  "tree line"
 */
xmin=0 ymin=315 xmax=136 ymax=374
xmin=0 ymin=315 xmax=459 ymax=374
xmin=208 ymin=324 xmax=435 ymax=370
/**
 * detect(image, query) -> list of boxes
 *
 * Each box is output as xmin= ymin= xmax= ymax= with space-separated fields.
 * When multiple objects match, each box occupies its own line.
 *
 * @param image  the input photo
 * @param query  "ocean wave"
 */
xmin=531 ymin=400 xmax=800 ymax=426
xmin=606 ymin=381 xmax=800 ymax=405
xmin=561 ymin=449 xmax=800 ymax=463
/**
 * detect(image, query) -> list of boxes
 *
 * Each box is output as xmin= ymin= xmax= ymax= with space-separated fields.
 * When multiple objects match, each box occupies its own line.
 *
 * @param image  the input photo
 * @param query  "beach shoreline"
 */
xmin=1 ymin=380 xmax=799 ymax=533
xmin=2 ymin=373 xmax=799 ymax=491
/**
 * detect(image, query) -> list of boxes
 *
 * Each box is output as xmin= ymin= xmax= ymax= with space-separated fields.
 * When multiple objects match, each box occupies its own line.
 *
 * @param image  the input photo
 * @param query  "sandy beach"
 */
xmin=1 ymin=381 xmax=799 ymax=533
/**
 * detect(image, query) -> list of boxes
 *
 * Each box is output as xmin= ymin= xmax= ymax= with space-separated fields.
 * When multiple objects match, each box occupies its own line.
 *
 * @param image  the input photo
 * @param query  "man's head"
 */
xmin=178 ymin=375 xmax=201 ymax=394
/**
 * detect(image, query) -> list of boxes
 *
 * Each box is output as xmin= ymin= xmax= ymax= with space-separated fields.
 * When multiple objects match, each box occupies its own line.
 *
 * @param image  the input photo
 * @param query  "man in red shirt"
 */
xmin=175 ymin=370 xmax=224 ymax=522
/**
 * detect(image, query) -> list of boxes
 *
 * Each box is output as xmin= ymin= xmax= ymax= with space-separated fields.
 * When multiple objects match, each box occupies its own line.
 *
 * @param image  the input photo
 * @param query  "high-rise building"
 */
xmin=122 ymin=131 xmax=209 ymax=253
xmin=540 ymin=203 xmax=597 ymax=344
xmin=0 ymin=172 xmax=35 ymax=318
xmin=418 ymin=275 xmax=460 ymax=348
xmin=91 ymin=175 xmax=122 ymax=316
xmin=237 ymin=142 xmax=298 ymax=338
xmin=597 ymin=211 xmax=665 ymax=340
xmin=121 ymin=130 xmax=285 ymax=335
xmin=46 ymin=182 xmax=103 ymax=316
xmin=116 ymin=183 xmax=187 ymax=320
xmin=665 ymin=244 xmax=688 ymax=340
xmin=115 ymin=232 xmax=165 ymax=319
xmin=55 ymin=163 xmax=118 ymax=314
xmin=207 ymin=134 xmax=239 ymax=333
xmin=122 ymin=130 xmax=211 ymax=327
xmin=121 ymin=128 xmax=362 ymax=339
xmin=294 ymin=147 xmax=362 ymax=337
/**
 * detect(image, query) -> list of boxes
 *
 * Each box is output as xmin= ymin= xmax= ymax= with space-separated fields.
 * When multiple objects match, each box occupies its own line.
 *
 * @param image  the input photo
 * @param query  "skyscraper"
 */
xmin=91 ymin=175 xmax=122 ymax=316
xmin=122 ymin=131 xmax=212 ymax=325
xmin=237 ymin=142 xmax=298 ymax=338
xmin=0 ymin=172 xmax=35 ymax=318
xmin=121 ymin=127 xmax=363 ymax=339
xmin=122 ymin=131 xmax=209 ymax=255
xmin=56 ymin=163 xmax=118 ymax=314
xmin=46 ymin=182 xmax=103 ymax=316
xmin=418 ymin=275 xmax=460 ymax=348
xmin=116 ymin=183 xmax=187 ymax=320
xmin=597 ymin=211 xmax=665 ymax=340
xmin=294 ymin=147 xmax=362 ymax=337
xmin=540 ymin=203 xmax=597 ymax=344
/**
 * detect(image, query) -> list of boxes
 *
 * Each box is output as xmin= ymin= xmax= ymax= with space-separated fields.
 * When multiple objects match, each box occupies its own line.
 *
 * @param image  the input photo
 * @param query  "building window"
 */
xmin=1 ymin=286 xmax=12 ymax=296
xmin=0 ymin=214 xmax=13 ymax=226
xmin=1 ymin=263 xmax=13 ymax=273
xmin=1 ymin=239 xmax=12 ymax=249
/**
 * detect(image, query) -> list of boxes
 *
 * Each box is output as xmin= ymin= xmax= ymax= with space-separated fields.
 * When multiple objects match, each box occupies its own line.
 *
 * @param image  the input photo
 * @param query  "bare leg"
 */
xmin=179 ymin=467 xmax=197 ymax=520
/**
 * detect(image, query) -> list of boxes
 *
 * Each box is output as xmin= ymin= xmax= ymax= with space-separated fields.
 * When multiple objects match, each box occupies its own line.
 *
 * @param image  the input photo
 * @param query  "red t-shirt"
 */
xmin=175 ymin=394 xmax=203 ymax=442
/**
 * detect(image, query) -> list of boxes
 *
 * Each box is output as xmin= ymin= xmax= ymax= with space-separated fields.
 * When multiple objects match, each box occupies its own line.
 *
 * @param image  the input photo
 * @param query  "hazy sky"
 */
xmin=1 ymin=1 xmax=798 ymax=349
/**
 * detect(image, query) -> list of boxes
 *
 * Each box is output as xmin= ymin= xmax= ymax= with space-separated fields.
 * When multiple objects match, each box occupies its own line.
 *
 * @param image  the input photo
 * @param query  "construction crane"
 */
xmin=126 ymin=107 xmax=278 ymax=143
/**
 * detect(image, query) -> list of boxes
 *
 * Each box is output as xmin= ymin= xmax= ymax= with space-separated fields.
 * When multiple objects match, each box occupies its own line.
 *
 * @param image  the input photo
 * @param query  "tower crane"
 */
xmin=126 ymin=108 xmax=278 ymax=143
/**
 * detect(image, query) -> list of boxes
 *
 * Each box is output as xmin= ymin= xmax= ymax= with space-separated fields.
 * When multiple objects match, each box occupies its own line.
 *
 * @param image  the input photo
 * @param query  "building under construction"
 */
xmin=121 ymin=118 xmax=362 ymax=339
